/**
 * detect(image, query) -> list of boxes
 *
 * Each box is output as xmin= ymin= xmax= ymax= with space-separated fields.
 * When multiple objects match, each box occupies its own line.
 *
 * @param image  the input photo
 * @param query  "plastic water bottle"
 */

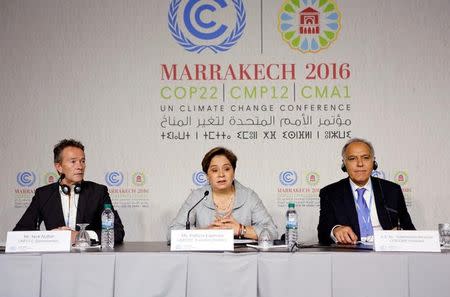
xmin=285 ymin=202 xmax=298 ymax=248
xmin=101 ymin=204 xmax=114 ymax=250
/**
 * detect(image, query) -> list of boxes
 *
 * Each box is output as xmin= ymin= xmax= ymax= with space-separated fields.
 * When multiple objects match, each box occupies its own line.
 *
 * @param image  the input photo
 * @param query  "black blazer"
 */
xmin=13 ymin=181 xmax=125 ymax=243
xmin=317 ymin=177 xmax=415 ymax=245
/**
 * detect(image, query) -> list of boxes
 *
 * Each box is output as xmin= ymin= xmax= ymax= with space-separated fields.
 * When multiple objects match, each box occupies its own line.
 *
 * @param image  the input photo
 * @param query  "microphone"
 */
xmin=384 ymin=206 xmax=401 ymax=230
xmin=376 ymin=177 xmax=400 ymax=230
xmin=35 ymin=174 xmax=65 ymax=230
xmin=186 ymin=190 xmax=209 ymax=230
xmin=59 ymin=173 xmax=66 ymax=183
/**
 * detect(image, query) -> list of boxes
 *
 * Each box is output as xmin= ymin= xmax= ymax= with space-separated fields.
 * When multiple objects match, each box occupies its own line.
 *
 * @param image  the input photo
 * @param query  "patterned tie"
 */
xmin=356 ymin=188 xmax=373 ymax=238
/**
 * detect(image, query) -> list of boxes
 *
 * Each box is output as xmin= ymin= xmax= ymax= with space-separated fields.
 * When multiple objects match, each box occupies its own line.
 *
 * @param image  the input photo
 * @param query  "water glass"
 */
xmin=258 ymin=225 xmax=272 ymax=250
xmin=438 ymin=223 xmax=450 ymax=246
xmin=75 ymin=223 xmax=91 ymax=249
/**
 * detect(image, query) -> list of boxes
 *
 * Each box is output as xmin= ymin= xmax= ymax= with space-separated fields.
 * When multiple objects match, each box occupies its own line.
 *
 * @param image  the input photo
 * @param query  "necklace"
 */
xmin=213 ymin=193 xmax=235 ymax=211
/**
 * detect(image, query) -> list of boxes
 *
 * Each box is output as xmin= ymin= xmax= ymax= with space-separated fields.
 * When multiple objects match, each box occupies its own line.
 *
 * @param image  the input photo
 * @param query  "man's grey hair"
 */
xmin=341 ymin=138 xmax=375 ymax=159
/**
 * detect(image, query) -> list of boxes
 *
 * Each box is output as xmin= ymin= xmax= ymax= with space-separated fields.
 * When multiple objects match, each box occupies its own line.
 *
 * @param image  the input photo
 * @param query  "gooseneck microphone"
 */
xmin=186 ymin=190 xmax=209 ymax=230
xmin=385 ymin=206 xmax=401 ymax=230
xmin=376 ymin=177 xmax=401 ymax=230
xmin=35 ymin=174 xmax=65 ymax=230
xmin=59 ymin=173 xmax=66 ymax=183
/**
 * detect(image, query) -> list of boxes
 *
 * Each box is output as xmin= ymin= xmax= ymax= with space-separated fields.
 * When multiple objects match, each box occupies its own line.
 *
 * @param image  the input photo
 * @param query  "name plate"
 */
xmin=373 ymin=230 xmax=440 ymax=252
xmin=171 ymin=229 xmax=234 ymax=251
xmin=6 ymin=231 xmax=71 ymax=253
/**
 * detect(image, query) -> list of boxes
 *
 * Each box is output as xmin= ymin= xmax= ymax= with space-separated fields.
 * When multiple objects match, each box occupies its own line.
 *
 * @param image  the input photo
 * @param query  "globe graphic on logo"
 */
xmin=192 ymin=171 xmax=208 ymax=187
xmin=17 ymin=171 xmax=36 ymax=187
xmin=105 ymin=171 xmax=124 ymax=187
xmin=279 ymin=170 xmax=298 ymax=186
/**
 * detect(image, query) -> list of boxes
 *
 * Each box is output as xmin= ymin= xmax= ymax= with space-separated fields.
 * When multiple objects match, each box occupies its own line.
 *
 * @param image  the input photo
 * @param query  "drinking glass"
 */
xmin=74 ymin=223 xmax=91 ymax=249
xmin=258 ymin=225 xmax=272 ymax=250
xmin=438 ymin=223 xmax=450 ymax=246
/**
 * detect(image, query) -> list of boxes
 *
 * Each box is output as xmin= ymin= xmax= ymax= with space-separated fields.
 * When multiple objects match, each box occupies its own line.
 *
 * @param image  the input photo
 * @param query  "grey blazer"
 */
xmin=167 ymin=180 xmax=278 ymax=240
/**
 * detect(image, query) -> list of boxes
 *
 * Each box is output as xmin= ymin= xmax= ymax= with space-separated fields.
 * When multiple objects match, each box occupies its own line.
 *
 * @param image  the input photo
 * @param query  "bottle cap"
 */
xmin=288 ymin=202 xmax=295 ymax=208
xmin=104 ymin=204 xmax=112 ymax=209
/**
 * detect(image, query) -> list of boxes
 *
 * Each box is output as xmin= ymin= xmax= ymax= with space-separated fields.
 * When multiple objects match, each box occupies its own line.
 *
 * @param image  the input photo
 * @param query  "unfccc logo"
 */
xmin=279 ymin=170 xmax=298 ymax=186
xmin=192 ymin=170 xmax=208 ymax=186
xmin=17 ymin=171 xmax=36 ymax=187
xmin=371 ymin=170 xmax=386 ymax=179
xmin=168 ymin=0 xmax=246 ymax=53
xmin=105 ymin=171 xmax=124 ymax=187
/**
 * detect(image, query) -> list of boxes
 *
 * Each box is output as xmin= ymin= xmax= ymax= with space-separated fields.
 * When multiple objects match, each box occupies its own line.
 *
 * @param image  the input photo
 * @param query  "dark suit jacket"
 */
xmin=317 ymin=177 xmax=415 ymax=245
xmin=13 ymin=181 xmax=125 ymax=243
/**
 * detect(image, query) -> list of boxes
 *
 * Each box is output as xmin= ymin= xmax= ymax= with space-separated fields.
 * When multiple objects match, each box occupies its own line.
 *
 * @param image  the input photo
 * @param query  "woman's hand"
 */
xmin=209 ymin=215 xmax=241 ymax=236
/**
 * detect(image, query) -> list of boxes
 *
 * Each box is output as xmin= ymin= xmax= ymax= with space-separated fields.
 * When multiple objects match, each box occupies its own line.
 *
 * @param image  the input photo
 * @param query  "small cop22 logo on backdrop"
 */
xmin=279 ymin=170 xmax=298 ymax=186
xmin=394 ymin=171 xmax=408 ymax=186
xmin=278 ymin=0 xmax=341 ymax=53
xmin=16 ymin=171 xmax=36 ymax=187
xmin=105 ymin=171 xmax=124 ymax=187
xmin=44 ymin=172 xmax=59 ymax=185
xmin=192 ymin=170 xmax=208 ymax=186
xmin=168 ymin=0 xmax=246 ymax=53
xmin=132 ymin=172 xmax=146 ymax=187
xmin=305 ymin=171 xmax=320 ymax=186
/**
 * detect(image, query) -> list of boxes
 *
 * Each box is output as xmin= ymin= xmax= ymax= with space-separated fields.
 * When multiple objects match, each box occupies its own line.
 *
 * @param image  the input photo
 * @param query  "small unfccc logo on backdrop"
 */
xmin=192 ymin=170 xmax=208 ymax=186
xmin=371 ymin=170 xmax=386 ymax=179
xmin=17 ymin=171 xmax=36 ymax=187
xmin=168 ymin=0 xmax=246 ymax=53
xmin=278 ymin=0 xmax=341 ymax=53
xmin=105 ymin=171 xmax=124 ymax=187
xmin=279 ymin=170 xmax=298 ymax=186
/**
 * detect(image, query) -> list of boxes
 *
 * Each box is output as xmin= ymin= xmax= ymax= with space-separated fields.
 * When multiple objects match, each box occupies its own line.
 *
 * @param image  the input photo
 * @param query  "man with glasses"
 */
xmin=317 ymin=138 xmax=415 ymax=245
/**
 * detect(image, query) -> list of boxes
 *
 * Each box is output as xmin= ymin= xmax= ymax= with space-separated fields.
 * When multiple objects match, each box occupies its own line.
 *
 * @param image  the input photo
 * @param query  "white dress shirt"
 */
xmin=349 ymin=179 xmax=382 ymax=242
xmin=59 ymin=186 xmax=98 ymax=241
xmin=331 ymin=179 xmax=382 ymax=243
xmin=59 ymin=186 xmax=79 ymax=230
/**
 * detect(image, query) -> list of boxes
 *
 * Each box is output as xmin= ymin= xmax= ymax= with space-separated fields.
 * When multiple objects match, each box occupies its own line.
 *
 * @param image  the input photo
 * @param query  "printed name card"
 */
xmin=6 ymin=231 xmax=71 ymax=253
xmin=171 ymin=229 xmax=234 ymax=251
xmin=374 ymin=230 xmax=441 ymax=252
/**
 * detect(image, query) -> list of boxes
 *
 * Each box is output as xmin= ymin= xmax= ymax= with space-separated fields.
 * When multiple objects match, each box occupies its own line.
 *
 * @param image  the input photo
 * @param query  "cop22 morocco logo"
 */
xmin=278 ymin=0 xmax=341 ymax=53
xmin=168 ymin=0 xmax=246 ymax=53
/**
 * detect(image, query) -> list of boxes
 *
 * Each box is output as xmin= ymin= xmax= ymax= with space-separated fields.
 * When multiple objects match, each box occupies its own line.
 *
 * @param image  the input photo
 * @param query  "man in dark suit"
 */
xmin=317 ymin=138 xmax=414 ymax=245
xmin=13 ymin=139 xmax=124 ymax=244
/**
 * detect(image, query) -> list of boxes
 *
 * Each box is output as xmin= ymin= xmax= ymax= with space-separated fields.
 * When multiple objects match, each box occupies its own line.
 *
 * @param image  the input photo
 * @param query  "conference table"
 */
xmin=1 ymin=242 xmax=449 ymax=297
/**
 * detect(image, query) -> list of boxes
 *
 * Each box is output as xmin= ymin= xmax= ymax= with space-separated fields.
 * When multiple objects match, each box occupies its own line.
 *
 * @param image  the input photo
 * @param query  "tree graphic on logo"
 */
xmin=279 ymin=0 xmax=341 ymax=53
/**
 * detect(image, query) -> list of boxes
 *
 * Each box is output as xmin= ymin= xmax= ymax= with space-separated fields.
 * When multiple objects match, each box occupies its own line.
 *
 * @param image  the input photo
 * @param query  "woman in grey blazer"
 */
xmin=168 ymin=147 xmax=277 ymax=240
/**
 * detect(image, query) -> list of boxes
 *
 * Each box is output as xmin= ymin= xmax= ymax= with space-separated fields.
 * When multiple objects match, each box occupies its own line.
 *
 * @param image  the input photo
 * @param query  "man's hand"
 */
xmin=333 ymin=225 xmax=358 ymax=244
xmin=52 ymin=226 xmax=79 ymax=244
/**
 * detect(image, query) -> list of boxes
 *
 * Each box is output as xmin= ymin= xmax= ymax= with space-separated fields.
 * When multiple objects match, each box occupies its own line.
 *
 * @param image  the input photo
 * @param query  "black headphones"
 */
xmin=341 ymin=160 xmax=378 ymax=172
xmin=58 ymin=173 xmax=82 ymax=195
